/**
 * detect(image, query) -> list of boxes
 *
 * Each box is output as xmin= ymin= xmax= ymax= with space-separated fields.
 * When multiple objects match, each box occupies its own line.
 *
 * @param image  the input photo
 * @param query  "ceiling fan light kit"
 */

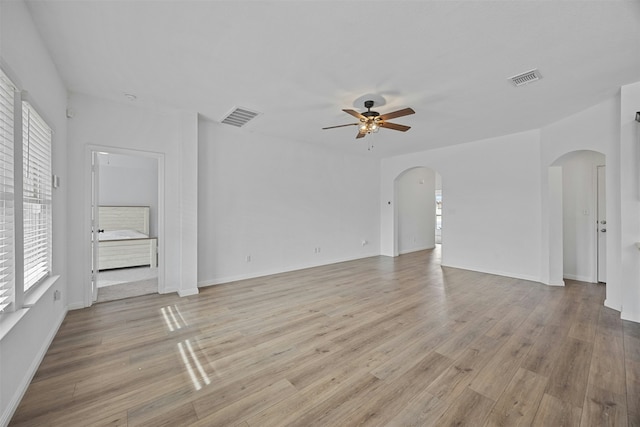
xmin=358 ymin=100 xmax=381 ymax=134
xmin=323 ymin=100 xmax=415 ymax=140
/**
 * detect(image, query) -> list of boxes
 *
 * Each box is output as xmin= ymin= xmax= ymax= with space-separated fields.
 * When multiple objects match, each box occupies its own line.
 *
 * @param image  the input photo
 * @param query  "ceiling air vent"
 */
xmin=508 ymin=69 xmax=542 ymax=87
xmin=220 ymin=107 xmax=260 ymax=127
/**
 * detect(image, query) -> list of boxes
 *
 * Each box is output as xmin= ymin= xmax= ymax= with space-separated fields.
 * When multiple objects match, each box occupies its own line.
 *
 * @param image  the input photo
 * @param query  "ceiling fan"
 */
xmin=322 ymin=100 xmax=415 ymax=139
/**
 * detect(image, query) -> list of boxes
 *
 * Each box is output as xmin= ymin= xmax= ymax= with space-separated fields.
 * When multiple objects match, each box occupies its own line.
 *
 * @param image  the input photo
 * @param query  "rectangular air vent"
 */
xmin=508 ymin=69 xmax=542 ymax=87
xmin=220 ymin=107 xmax=260 ymax=127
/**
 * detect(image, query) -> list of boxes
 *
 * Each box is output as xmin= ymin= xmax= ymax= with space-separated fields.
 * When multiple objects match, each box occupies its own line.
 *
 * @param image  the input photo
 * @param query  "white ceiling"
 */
xmin=25 ymin=0 xmax=640 ymax=158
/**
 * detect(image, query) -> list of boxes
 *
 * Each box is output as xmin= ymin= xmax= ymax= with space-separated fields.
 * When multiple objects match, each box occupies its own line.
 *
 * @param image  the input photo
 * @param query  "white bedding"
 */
xmin=99 ymin=229 xmax=149 ymax=241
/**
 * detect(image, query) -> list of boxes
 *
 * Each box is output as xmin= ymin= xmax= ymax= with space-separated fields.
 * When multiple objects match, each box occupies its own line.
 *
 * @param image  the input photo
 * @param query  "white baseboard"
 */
xmin=604 ymin=299 xmax=621 ymax=312
xmin=178 ymin=288 xmax=199 ymax=297
xmin=398 ymin=245 xmax=435 ymax=255
xmin=562 ymin=273 xmax=595 ymax=283
xmin=546 ymin=280 xmax=565 ymax=287
xmin=622 ymin=308 xmax=640 ymax=324
xmin=67 ymin=301 xmax=86 ymax=310
xmin=198 ymin=252 xmax=379 ymax=288
xmin=1 ymin=307 xmax=67 ymax=427
xmin=440 ymin=262 xmax=541 ymax=284
xmin=199 ymin=255 xmax=549 ymax=290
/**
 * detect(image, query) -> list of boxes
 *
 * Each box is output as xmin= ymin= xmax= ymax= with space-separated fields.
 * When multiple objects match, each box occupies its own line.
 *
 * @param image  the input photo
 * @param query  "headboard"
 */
xmin=99 ymin=206 xmax=150 ymax=235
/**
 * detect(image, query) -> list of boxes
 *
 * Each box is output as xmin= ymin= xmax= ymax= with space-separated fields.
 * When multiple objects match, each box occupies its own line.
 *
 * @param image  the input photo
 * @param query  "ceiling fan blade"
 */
xmin=378 ymin=107 xmax=415 ymax=121
xmin=322 ymin=123 xmax=358 ymax=130
xmin=343 ymin=109 xmax=366 ymax=120
xmin=356 ymin=131 xmax=366 ymax=139
xmin=380 ymin=122 xmax=411 ymax=132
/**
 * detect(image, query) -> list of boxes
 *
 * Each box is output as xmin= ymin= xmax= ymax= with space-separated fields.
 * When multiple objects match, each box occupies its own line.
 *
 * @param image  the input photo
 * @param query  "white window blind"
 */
xmin=0 ymin=70 xmax=15 ymax=312
xmin=22 ymin=102 xmax=51 ymax=292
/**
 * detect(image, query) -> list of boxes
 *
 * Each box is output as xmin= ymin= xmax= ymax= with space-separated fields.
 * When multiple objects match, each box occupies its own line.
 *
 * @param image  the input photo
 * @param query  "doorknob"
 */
xmin=600 ymin=220 xmax=607 ymax=224
xmin=601 ymin=228 xmax=607 ymax=232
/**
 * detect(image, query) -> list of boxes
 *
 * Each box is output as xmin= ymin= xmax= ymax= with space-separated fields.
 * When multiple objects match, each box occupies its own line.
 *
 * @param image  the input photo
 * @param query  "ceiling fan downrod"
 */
xmin=362 ymin=100 xmax=380 ymax=118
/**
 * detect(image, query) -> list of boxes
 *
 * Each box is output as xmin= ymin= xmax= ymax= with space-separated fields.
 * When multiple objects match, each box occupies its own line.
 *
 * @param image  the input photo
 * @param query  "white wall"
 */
xmin=539 ymin=97 xmax=620 ymax=302
xmin=180 ymin=111 xmax=199 ymax=297
xmin=197 ymin=119 xmax=380 ymax=286
xmin=0 ymin=1 xmax=68 ymax=425
xmin=376 ymin=91 xmax=640 ymax=324
xmin=397 ymin=167 xmax=436 ymax=254
xmin=381 ymin=130 xmax=542 ymax=282
xmin=547 ymin=166 xmax=564 ymax=286
xmin=66 ymin=93 xmax=199 ymax=304
xmin=619 ymin=81 xmax=640 ymax=322
xmin=98 ymin=153 xmax=159 ymax=236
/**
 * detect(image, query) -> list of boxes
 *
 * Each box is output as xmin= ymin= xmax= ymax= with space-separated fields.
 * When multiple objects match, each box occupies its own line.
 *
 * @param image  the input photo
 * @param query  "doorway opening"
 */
xmin=435 ymin=174 xmax=443 ymax=244
xmin=596 ymin=165 xmax=606 ymax=283
xmin=394 ymin=167 xmax=442 ymax=258
xmin=549 ymin=150 xmax=606 ymax=284
xmin=90 ymin=149 xmax=162 ymax=303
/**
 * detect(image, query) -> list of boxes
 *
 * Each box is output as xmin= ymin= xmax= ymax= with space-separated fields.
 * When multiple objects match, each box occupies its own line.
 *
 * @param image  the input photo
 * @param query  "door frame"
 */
xmin=84 ymin=145 xmax=166 ymax=307
xmin=90 ymin=151 xmax=99 ymax=303
xmin=393 ymin=166 xmax=440 ymax=257
xmin=596 ymin=164 xmax=606 ymax=283
xmin=546 ymin=150 xmax=605 ymax=286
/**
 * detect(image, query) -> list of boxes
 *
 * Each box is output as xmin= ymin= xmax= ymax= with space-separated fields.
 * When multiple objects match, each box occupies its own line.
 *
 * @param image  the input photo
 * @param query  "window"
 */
xmin=22 ymin=102 xmax=52 ymax=292
xmin=0 ymin=70 xmax=15 ymax=312
xmin=0 ymin=66 xmax=54 ymax=315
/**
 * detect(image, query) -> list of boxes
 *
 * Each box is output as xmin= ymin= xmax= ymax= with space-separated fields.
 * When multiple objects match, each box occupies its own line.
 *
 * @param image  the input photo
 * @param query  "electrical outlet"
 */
xmin=53 ymin=290 xmax=61 ymax=301
xmin=246 ymin=255 xmax=251 ymax=262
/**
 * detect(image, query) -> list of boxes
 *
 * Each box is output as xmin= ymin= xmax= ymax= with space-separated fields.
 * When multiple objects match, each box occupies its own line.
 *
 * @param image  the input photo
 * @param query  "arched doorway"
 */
xmin=394 ymin=167 xmax=442 ymax=256
xmin=547 ymin=150 xmax=606 ymax=285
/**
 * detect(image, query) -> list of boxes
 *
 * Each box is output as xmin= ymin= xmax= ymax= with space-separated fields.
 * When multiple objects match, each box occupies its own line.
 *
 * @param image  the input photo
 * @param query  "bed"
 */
xmin=98 ymin=206 xmax=157 ymax=271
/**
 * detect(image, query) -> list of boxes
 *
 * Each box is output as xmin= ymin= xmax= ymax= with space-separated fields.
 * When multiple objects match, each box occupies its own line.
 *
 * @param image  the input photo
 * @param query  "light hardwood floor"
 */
xmin=10 ymin=248 xmax=640 ymax=426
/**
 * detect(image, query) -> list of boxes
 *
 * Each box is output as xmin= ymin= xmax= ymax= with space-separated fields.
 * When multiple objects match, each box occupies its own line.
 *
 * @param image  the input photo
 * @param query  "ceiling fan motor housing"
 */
xmin=362 ymin=100 xmax=380 ymax=119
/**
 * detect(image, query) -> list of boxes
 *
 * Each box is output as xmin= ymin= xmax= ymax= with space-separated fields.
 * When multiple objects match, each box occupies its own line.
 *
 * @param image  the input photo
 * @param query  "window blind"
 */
xmin=22 ymin=102 xmax=51 ymax=292
xmin=0 ymin=71 xmax=15 ymax=312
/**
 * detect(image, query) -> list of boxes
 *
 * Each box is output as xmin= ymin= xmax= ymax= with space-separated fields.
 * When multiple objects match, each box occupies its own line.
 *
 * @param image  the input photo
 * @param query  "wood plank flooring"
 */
xmin=10 ymin=248 xmax=640 ymax=426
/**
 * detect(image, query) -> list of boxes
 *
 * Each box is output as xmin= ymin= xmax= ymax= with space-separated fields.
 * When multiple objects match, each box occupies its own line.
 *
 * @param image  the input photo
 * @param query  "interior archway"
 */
xmin=393 ymin=166 xmax=442 ymax=257
xmin=547 ymin=150 xmax=606 ymax=285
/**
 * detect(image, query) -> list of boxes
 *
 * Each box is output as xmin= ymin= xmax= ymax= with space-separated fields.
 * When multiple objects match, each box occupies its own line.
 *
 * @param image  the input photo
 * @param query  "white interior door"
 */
xmin=91 ymin=151 xmax=100 ymax=302
xmin=597 ymin=165 xmax=606 ymax=283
